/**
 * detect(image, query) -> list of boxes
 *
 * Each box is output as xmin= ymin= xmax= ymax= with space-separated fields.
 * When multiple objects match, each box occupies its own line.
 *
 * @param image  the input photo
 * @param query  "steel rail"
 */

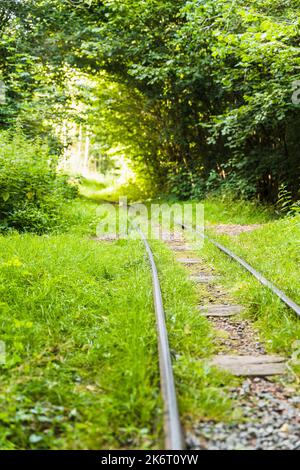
xmin=135 ymin=226 xmax=184 ymax=450
xmin=180 ymin=222 xmax=300 ymax=318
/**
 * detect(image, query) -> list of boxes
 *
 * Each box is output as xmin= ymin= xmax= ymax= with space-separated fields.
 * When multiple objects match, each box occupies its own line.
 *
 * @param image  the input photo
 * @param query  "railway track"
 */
xmin=134 ymin=221 xmax=300 ymax=450
xmin=137 ymin=228 xmax=184 ymax=450
xmin=179 ymin=223 xmax=300 ymax=318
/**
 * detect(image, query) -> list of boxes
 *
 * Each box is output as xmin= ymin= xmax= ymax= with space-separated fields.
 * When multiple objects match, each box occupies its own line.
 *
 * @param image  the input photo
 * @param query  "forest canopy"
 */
xmin=1 ymin=0 xmax=299 ymax=202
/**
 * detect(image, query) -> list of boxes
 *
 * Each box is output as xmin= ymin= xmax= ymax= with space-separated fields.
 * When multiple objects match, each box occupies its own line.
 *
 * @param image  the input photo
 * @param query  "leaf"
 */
xmin=2 ymin=192 xmax=10 ymax=202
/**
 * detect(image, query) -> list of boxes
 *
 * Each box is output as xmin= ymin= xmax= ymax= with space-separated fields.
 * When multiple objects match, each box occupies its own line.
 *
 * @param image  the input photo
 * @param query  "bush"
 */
xmin=166 ymin=170 xmax=206 ymax=200
xmin=166 ymin=166 xmax=258 ymax=201
xmin=0 ymin=132 xmax=77 ymax=233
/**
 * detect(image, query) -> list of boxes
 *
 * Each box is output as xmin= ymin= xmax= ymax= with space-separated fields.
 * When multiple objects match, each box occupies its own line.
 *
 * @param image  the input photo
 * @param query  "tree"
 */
xmin=1 ymin=0 xmax=299 ymax=201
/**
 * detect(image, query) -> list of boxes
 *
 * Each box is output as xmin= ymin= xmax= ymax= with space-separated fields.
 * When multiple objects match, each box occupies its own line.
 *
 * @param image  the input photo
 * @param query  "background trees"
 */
xmin=86 ymin=0 xmax=300 ymax=201
xmin=1 ymin=0 xmax=299 ymax=203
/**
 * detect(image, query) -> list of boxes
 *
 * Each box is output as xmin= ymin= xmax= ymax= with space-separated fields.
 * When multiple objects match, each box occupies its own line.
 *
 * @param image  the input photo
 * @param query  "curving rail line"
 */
xmin=179 ymin=222 xmax=300 ymax=318
xmin=128 ymin=215 xmax=299 ymax=450
xmin=136 ymin=227 xmax=184 ymax=451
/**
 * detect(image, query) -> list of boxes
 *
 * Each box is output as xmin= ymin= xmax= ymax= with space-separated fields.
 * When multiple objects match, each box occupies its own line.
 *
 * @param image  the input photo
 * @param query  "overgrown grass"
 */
xmin=81 ymin=177 xmax=275 ymax=225
xmin=79 ymin=177 xmax=153 ymax=204
xmin=0 ymin=197 xmax=237 ymax=450
xmin=203 ymin=196 xmax=275 ymax=225
xmin=78 ymin=177 xmax=108 ymax=203
xmin=0 ymin=233 xmax=162 ymax=449
xmin=3 ymin=175 xmax=293 ymax=449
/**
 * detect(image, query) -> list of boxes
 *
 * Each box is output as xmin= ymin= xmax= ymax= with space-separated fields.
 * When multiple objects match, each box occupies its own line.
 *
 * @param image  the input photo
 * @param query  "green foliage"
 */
xmin=1 ymin=1 xmax=300 ymax=201
xmin=167 ymin=170 xmax=205 ymax=200
xmin=0 ymin=132 xmax=77 ymax=233
xmin=76 ymin=0 xmax=300 ymax=201
xmin=276 ymin=183 xmax=300 ymax=216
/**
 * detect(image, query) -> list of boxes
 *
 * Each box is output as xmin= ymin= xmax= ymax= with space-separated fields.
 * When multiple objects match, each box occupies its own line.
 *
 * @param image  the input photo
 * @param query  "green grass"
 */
xmin=2 ymin=181 xmax=296 ymax=449
xmin=208 ymin=215 xmax=300 ymax=303
xmin=203 ymin=196 xmax=275 ymax=225
xmin=83 ymin=178 xmax=275 ymax=225
xmin=79 ymin=177 xmax=153 ymax=204
xmin=78 ymin=177 xmax=109 ymax=204
xmin=0 ymin=198 xmax=238 ymax=450
xmin=0 ymin=233 xmax=162 ymax=449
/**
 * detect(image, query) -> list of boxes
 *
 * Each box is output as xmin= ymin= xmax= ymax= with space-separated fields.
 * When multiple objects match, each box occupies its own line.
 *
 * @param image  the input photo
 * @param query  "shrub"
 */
xmin=0 ymin=131 xmax=77 ymax=233
xmin=166 ymin=171 xmax=206 ymax=200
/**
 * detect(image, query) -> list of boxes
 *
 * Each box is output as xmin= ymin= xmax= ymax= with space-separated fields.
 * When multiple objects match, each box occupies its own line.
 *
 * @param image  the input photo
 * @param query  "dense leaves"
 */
xmin=85 ymin=0 xmax=300 ymax=201
xmin=0 ymin=132 xmax=77 ymax=233
xmin=0 ymin=0 xmax=300 ymax=202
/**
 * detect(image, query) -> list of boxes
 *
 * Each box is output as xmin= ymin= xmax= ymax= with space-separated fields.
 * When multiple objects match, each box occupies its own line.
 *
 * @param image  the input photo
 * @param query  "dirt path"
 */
xmin=209 ymin=223 xmax=263 ymax=236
